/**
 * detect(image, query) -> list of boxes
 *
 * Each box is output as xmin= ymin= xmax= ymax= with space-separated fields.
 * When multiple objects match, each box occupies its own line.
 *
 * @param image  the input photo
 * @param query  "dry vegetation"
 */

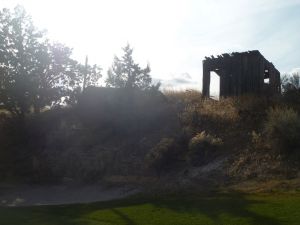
xmin=163 ymin=89 xmax=300 ymax=185
xmin=0 ymin=88 xmax=299 ymax=189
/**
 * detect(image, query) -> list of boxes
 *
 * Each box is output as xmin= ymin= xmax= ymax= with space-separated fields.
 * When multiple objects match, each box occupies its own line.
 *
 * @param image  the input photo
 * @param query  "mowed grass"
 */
xmin=1 ymin=192 xmax=300 ymax=225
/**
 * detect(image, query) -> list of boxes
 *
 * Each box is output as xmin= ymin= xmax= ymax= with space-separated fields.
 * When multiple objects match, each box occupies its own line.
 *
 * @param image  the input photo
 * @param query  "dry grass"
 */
xmin=163 ymin=89 xmax=202 ymax=106
xmin=164 ymin=89 xmax=239 ymax=122
xmin=199 ymin=98 xmax=239 ymax=121
xmin=227 ymin=178 xmax=300 ymax=193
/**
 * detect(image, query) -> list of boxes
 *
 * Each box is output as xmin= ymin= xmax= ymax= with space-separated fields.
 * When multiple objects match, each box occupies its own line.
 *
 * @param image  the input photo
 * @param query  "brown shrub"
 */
xmin=144 ymin=138 xmax=180 ymax=173
xmin=264 ymin=106 xmax=300 ymax=153
xmin=187 ymin=131 xmax=223 ymax=165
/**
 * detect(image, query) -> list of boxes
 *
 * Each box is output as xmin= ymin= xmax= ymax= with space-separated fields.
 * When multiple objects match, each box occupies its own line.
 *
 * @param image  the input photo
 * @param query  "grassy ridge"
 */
xmin=1 ymin=192 xmax=300 ymax=225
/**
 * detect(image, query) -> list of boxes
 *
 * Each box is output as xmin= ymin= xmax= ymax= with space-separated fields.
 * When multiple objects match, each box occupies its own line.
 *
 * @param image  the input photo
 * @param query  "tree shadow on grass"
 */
xmin=149 ymin=192 xmax=282 ymax=225
xmin=71 ymin=192 xmax=283 ymax=225
xmin=0 ymin=192 xmax=284 ymax=225
xmin=110 ymin=208 xmax=137 ymax=225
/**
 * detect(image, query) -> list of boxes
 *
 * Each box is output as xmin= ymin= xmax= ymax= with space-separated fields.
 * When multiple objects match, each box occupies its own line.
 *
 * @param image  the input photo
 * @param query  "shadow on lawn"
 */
xmin=71 ymin=192 xmax=281 ymax=225
xmin=150 ymin=192 xmax=282 ymax=225
xmin=110 ymin=208 xmax=137 ymax=225
xmin=0 ymin=192 xmax=283 ymax=225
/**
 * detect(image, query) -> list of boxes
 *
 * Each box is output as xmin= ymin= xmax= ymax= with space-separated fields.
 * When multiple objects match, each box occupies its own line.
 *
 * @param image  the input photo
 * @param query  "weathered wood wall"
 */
xmin=202 ymin=51 xmax=280 ymax=97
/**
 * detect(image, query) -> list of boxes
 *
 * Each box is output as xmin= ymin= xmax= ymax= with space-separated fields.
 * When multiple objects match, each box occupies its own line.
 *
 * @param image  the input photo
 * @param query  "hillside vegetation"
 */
xmin=1 ymin=87 xmax=299 ymax=189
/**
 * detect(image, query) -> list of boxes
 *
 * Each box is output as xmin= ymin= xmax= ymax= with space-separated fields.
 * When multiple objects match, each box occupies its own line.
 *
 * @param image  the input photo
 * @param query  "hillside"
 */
xmin=1 ymin=87 xmax=299 ymax=191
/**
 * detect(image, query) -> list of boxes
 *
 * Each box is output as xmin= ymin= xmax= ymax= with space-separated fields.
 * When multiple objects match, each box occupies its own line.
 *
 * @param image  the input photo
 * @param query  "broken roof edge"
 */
xmin=203 ymin=50 xmax=280 ymax=74
xmin=204 ymin=50 xmax=262 ymax=60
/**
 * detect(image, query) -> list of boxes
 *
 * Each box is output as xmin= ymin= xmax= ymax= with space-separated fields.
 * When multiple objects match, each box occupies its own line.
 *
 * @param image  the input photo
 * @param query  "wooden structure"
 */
xmin=202 ymin=50 xmax=281 ymax=97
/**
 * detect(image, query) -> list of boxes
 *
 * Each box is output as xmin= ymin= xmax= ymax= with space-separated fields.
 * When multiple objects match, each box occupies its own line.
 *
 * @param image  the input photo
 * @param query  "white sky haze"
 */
xmin=1 ymin=0 xmax=300 ymax=94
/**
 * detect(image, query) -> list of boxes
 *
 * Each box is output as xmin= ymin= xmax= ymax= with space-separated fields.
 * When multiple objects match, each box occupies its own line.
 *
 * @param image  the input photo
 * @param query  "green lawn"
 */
xmin=1 ymin=192 xmax=300 ymax=225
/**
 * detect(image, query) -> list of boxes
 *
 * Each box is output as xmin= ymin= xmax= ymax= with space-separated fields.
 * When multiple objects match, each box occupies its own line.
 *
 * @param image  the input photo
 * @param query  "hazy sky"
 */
xmin=1 ymin=0 xmax=300 ymax=92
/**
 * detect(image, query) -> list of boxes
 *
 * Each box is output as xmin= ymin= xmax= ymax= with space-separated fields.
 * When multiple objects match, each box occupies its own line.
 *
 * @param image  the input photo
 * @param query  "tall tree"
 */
xmin=65 ymin=55 xmax=102 ymax=105
xmin=79 ymin=55 xmax=102 ymax=92
xmin=0 ymin=6 xmax=101 ymax=116
xmin=281 ymin=72 xmax=300 ymax=92
xmin=106 ymin=44 xmax=153 ymax=90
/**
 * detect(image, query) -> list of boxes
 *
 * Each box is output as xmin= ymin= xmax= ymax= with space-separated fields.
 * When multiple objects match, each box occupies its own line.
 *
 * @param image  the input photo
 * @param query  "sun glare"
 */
xmin=1 ymin=0 xmax=299 ymax=89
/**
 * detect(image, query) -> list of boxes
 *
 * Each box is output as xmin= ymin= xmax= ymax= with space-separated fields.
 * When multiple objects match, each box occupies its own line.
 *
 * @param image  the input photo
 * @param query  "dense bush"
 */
xmin=282 ymin=89 xmax=300 ymax=112
xmin=78 ymin=87 xmax=176 ymax=135
xmin=187 ymin=131 xmax=222 ymax=165
xmin=264 ymin=107 xmax=300 ymax=154
xmin=145 ymin=138 xmax=179 ymax=173
xmin=0 ymin=87 xmax=181 ymax=183
xmin=233 ymin=95 xmax=276 ymax=124
xmin=48 ymin=146 xmax=115 ymax=183
xmin=251 ymin=131 xmax=269 ymax=151
xmin=0 ymin=117 xmax=32 ymax=181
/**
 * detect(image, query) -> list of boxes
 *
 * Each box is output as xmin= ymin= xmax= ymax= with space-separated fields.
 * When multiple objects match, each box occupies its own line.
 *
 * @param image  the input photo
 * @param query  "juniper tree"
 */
xmin=106 ymin=44 xmax=153 ymax=90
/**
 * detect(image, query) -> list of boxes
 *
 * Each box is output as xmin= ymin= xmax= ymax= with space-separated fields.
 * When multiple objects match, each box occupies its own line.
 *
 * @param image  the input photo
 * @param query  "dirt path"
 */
xmin=0 ymin=184 xmax=139 ymax=207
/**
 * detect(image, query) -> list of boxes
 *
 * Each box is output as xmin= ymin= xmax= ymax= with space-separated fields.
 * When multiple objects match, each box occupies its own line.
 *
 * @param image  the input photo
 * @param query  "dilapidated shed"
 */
xmin=202 ymin=50 xmax=281 ymax=97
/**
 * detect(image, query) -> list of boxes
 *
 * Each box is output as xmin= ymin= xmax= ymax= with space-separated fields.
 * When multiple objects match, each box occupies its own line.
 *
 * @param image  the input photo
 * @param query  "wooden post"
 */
xmin=202 ymin=60 xmax=210 ymax=97
xmin=82 ymin=55 xmax=88 ymax=92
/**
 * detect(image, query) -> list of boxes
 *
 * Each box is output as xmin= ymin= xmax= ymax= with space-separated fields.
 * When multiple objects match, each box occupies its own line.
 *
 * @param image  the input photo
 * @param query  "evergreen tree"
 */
xmin=106 ymin=44 xmax=152 ymax=90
